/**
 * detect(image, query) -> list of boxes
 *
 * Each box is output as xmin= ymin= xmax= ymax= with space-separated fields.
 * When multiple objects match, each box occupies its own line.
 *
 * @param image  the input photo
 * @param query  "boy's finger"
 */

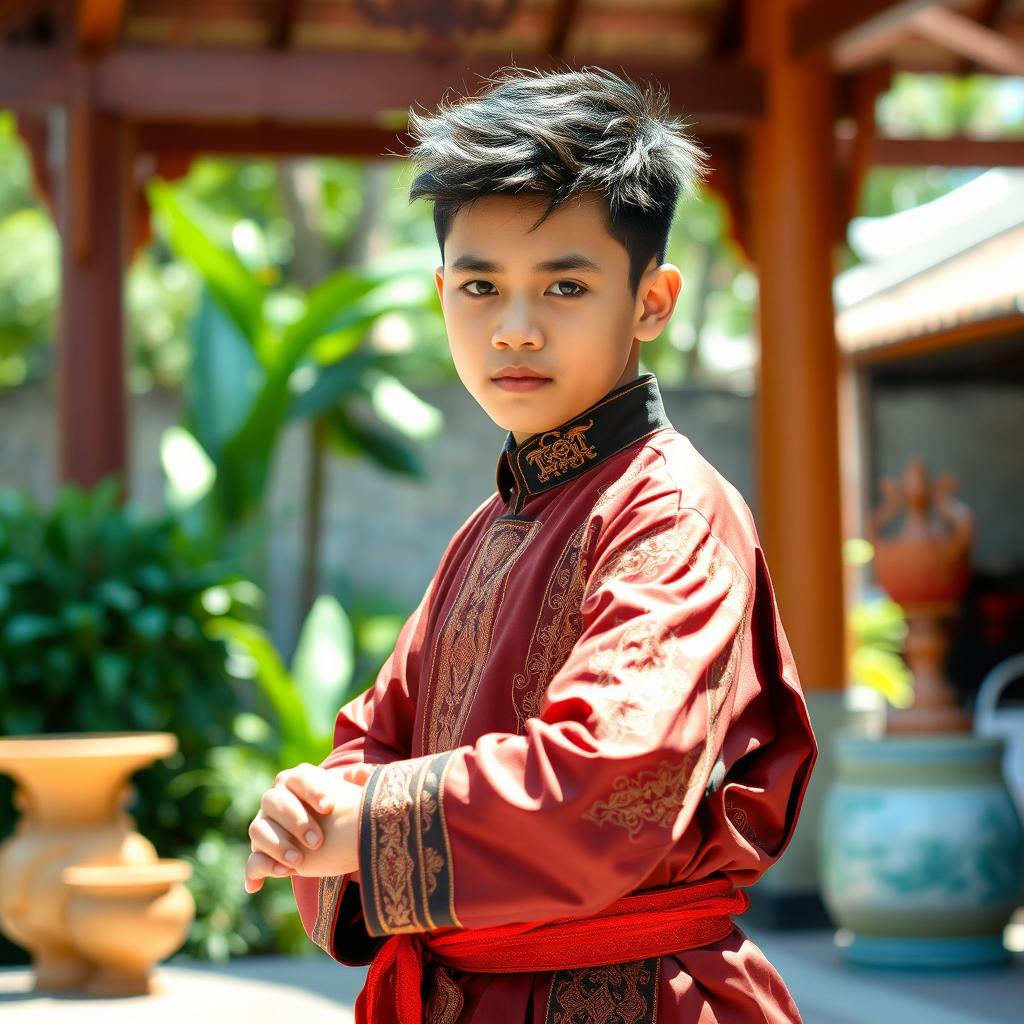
xmin=244 ymin=850 xmax=292 ymax=894
xmin=340 ymin=763 xmax=375 ymax=787
xmin=283 ymin=764 xmax=334 ymax=812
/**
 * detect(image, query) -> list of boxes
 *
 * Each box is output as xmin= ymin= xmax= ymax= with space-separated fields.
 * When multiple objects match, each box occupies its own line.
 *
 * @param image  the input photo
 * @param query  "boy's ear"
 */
xmin=434 ymin=266 xmax=445 ymax=302
xmin=635 ymin=263 xmax=683 ymax=342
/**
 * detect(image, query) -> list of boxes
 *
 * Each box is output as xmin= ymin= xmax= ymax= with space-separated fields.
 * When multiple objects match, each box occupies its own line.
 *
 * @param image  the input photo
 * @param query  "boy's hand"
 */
xmin=244 ymin=761 xmax=375 ymax=894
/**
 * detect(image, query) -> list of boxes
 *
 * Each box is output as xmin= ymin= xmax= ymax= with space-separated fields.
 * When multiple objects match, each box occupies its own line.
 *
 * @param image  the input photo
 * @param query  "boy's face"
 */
xmin=434 ymin=192 xmax=682 ymax=445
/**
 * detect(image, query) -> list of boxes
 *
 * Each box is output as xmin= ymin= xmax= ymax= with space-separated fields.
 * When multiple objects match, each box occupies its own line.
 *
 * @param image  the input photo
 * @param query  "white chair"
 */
xmin=974 ymin=652 xmax=1024 ymax=818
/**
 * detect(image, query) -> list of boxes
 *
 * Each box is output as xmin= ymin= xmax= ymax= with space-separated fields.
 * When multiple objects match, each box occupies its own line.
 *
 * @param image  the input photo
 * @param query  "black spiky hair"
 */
xmin=403 ymin=64 xmax=709 ymax=294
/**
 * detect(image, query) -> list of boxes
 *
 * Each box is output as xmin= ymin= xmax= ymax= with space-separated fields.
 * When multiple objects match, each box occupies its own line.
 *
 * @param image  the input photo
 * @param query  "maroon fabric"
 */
xmin=292 ymin=374 xmax=817 ymax=1022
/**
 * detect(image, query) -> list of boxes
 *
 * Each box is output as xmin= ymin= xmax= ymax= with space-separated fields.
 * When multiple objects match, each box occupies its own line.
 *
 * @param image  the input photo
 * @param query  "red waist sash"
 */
xmin=354 ymin=875 xmax=748 ymax=1024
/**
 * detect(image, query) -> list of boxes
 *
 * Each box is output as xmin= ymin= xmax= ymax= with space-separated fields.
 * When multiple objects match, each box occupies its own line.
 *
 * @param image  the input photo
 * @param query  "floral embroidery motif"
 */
xmin=584 ymin=517 xmax=752 ymax=761
xmin=372 ymin=761 xmax=420 ymax=932
xmin=584 ymin=518 xmax=702 ymax=604
xmin=425 ymin=519 xmax=540 ymax=753
xmin=425 ymin=963 xmax=465 ymax=1024
xmin=512 ymin=520 xmax=598 ymax=729
xmin=361 ymin=752 xmax=461 ymax=935
xmin=311 ymin=874 xmax=345 ymax=955
xmin=582 ymin=755 xmax=701 ymax=839
xmin=545 ymin=957 xmax=661 ymax=1024
xmin=525 ymin=419 xmax=598 ymax=482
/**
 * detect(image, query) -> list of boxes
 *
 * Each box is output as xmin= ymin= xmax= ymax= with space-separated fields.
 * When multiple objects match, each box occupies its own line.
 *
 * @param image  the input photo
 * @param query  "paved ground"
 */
xmin=743 ymin=924 xmax=1024 ymax=1024
xmin=1 ymin=925 xmax=1021 ymax=1022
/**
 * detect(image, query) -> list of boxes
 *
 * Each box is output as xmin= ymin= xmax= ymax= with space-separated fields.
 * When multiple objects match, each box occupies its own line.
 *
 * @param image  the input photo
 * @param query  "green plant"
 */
xmin=168 ymin=591 xmax=406 ymax=958
xmin=844 ymin=538 xmax=913 ymax=708
xmin=149 ymin=181 xmax=443 ymax=582
xmin=0 ymin=478 xmax=256 ymax=963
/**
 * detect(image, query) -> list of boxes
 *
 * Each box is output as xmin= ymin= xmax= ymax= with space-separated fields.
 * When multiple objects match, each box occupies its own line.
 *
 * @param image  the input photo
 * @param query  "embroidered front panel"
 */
xmin=423 ymin=519 xmax=540 ymax=754
xmin=525 ymin=419 xmax=598 ymax=483
xmin=311 ymin=874 xmax=345 ymax=955
xmin=359 ymin=750 xmax=460 ymax=935
xmin=582 ymin=755 xmax=702 ymax=840
xmin=545 ymin=957 xmax=661 ymax=1024
xmin=512 ymin=519 xmax=599 ymax=729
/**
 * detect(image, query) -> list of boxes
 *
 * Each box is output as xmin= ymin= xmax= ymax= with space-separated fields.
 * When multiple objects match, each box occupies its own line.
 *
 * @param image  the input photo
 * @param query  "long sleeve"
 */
xmin=355 ymin=502 xmax=760 ymax=936
xmin=290 ymin=495 xmax=498 ymax=963
xmin=290 ymin=577 xmax=434 ymax=963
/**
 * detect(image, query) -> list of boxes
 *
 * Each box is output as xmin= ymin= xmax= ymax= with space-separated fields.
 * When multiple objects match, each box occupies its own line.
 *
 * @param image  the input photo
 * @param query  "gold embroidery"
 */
xmin=525 ymin=419 xmax=598 ymax=482
xmin=425 ymin=519 xmax=539 ymax=753
xmin=545 ymin=957 xmax=661 ymax=1024
xmin=582 ymin=755 xmax=701 ymax=839
xmin=589 ymin=624 xmax=702 ymax=747
xmin=371 ymin=760 xmax=420 ymax=933
xmin=311 ymin=874 xmax=345 ymax=954
xmin=425 ymin=963 xmax=465 ymax=1024
xmin=512 ymin=520 xmax=597 ymax=728
xmin=583 ymin=518 xmax=752 ymax=784
xmin=584 ymin=518 xmax=697 ymax=603
xmin=365 ymin=752 xmax=461 ymax=935
xmin=417 ymin=774 xmax=444 ymax=899
xmin=726 ymin=798 xmax=760 ymax=848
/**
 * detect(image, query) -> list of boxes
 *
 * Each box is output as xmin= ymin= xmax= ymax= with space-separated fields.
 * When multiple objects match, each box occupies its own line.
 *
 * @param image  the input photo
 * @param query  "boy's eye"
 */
xmin=460 ymin=280 xmax=587 ymax=297
xmin=548 ymin=280 xmax=586 ymax=297
xmin=462 ymin=280 xmax=497 ymax=296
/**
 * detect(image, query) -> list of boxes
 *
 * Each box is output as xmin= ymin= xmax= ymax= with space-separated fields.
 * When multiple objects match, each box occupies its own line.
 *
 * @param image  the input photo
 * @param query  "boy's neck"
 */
xmin=510 ymin=371 xmax=644 ymax=447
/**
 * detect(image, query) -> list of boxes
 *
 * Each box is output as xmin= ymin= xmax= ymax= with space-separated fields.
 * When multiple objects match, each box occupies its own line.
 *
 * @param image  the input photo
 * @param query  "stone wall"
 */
xmin=4 ymin=376 xmax=1022 ymax=658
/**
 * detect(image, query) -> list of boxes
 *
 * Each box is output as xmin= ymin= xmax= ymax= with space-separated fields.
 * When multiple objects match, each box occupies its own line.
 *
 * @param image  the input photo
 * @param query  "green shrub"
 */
xmin=0 ymin=478 xmax=252 ymax=961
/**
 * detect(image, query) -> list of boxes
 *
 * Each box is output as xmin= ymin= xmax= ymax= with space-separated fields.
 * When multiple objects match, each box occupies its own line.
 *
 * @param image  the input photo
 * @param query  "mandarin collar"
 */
xmin=495 ymin=372 xmax=672 ymax=505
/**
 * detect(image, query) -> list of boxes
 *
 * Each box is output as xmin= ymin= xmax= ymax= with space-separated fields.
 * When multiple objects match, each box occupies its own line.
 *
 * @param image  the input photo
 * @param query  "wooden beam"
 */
xmin=954 ymin=0 xmax=1012 ymax=74
xmin=0 ymin=47 xmax=764 ymax=129
xmin=873 ymin=134 xmax=1024 ymax=165
xmin=748 ymin=0 xmax=847 ymax=695
xmin=267 ymin=0 xmax=301 ymax=49
xmin=0 ymin=0 xmax=51 ymax=31
xmin=76 ymin=0 xmax=127 ymax=51
xmin=55 ymin=100 xmax=132 ymax=494
xmin=135 ymin=121 xmax=412 ymax=159
xmin=907 ymin=6 xmax=1024 ymax=75
xmin=790 ymin=0 xmax=962 ymax=61
xmin=836 ymin=66 xmax=892 ymax=234
xmin=546 ymin=0 xmax=581 ymax=55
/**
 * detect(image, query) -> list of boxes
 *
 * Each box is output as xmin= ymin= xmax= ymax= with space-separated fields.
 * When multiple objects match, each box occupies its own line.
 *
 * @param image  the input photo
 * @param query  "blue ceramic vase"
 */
xmin=819 ymin=729 xmax=1024 ymax=969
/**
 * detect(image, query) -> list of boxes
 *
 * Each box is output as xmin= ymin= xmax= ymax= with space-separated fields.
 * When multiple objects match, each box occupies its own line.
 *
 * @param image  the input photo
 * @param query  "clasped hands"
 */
xmin=244 ymin=761 xmax=375 ymax=894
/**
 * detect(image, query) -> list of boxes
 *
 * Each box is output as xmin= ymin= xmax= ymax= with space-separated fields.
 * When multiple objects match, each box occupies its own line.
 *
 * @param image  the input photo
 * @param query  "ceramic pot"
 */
xmin=0 ymin=732 xmax=176 ymax=991
xmin=63 ymin=860 xmax=194 ymax=996
xmin=819 ymin=729 xmax=1024 ymax=968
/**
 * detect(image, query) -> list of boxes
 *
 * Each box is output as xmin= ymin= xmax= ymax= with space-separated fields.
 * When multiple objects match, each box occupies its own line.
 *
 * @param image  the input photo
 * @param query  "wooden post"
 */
xmin=745 ymin=0 xmax=846 ymax=696
xmin=55 ymin=59 xmax=132 ymax=495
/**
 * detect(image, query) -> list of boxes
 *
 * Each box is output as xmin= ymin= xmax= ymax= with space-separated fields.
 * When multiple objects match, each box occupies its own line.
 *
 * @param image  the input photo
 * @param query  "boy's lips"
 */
xmin=493 ymin=376 xmax=551 ymax=392
xmin=492 ymin=366 xmax=551 ymax=381
xmin=491 ymin=366 xmax=552 ymax=392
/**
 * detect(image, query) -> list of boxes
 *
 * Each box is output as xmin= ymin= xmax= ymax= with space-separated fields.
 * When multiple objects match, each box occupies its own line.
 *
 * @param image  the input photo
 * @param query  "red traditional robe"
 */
xmin=292 ymin=372 xmax=818 ymax=1023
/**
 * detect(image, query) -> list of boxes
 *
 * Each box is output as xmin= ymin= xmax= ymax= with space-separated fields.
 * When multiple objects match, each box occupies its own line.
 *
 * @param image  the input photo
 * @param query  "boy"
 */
xmin=245 ymin=65 xmax=817 ymax=1023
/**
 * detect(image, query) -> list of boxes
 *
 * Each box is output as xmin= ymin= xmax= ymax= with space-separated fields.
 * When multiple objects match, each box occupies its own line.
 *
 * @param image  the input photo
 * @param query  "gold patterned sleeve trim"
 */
xmin=358 ymin=751 xmax=462 ymax=936
xmin=311 ymin=874 xmax=347 ymax=955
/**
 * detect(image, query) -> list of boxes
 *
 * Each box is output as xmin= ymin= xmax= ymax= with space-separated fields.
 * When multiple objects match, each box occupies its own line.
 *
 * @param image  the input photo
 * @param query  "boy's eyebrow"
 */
xmin=449 ymin=253 xmax=602 ymax=274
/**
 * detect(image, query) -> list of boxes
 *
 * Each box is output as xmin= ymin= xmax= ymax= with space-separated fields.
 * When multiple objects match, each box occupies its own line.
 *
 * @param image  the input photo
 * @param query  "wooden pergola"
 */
xmin=3 ymin=0 xmax=1023 ymax=795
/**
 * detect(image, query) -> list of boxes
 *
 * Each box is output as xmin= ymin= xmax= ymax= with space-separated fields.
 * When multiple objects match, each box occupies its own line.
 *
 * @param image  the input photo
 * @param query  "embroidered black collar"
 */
xmin=495 ymin=372 xmax=672 ymax=505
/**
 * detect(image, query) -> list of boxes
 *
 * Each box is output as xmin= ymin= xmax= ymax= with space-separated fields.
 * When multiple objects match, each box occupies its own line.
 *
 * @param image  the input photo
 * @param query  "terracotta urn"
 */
xmin=63 ymin=860 xmax=194 ymax=996
xmin=0 ymin=732 xmax=177 ymax=991
xmin=869 ymin=458 xmax=974 ymax=733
